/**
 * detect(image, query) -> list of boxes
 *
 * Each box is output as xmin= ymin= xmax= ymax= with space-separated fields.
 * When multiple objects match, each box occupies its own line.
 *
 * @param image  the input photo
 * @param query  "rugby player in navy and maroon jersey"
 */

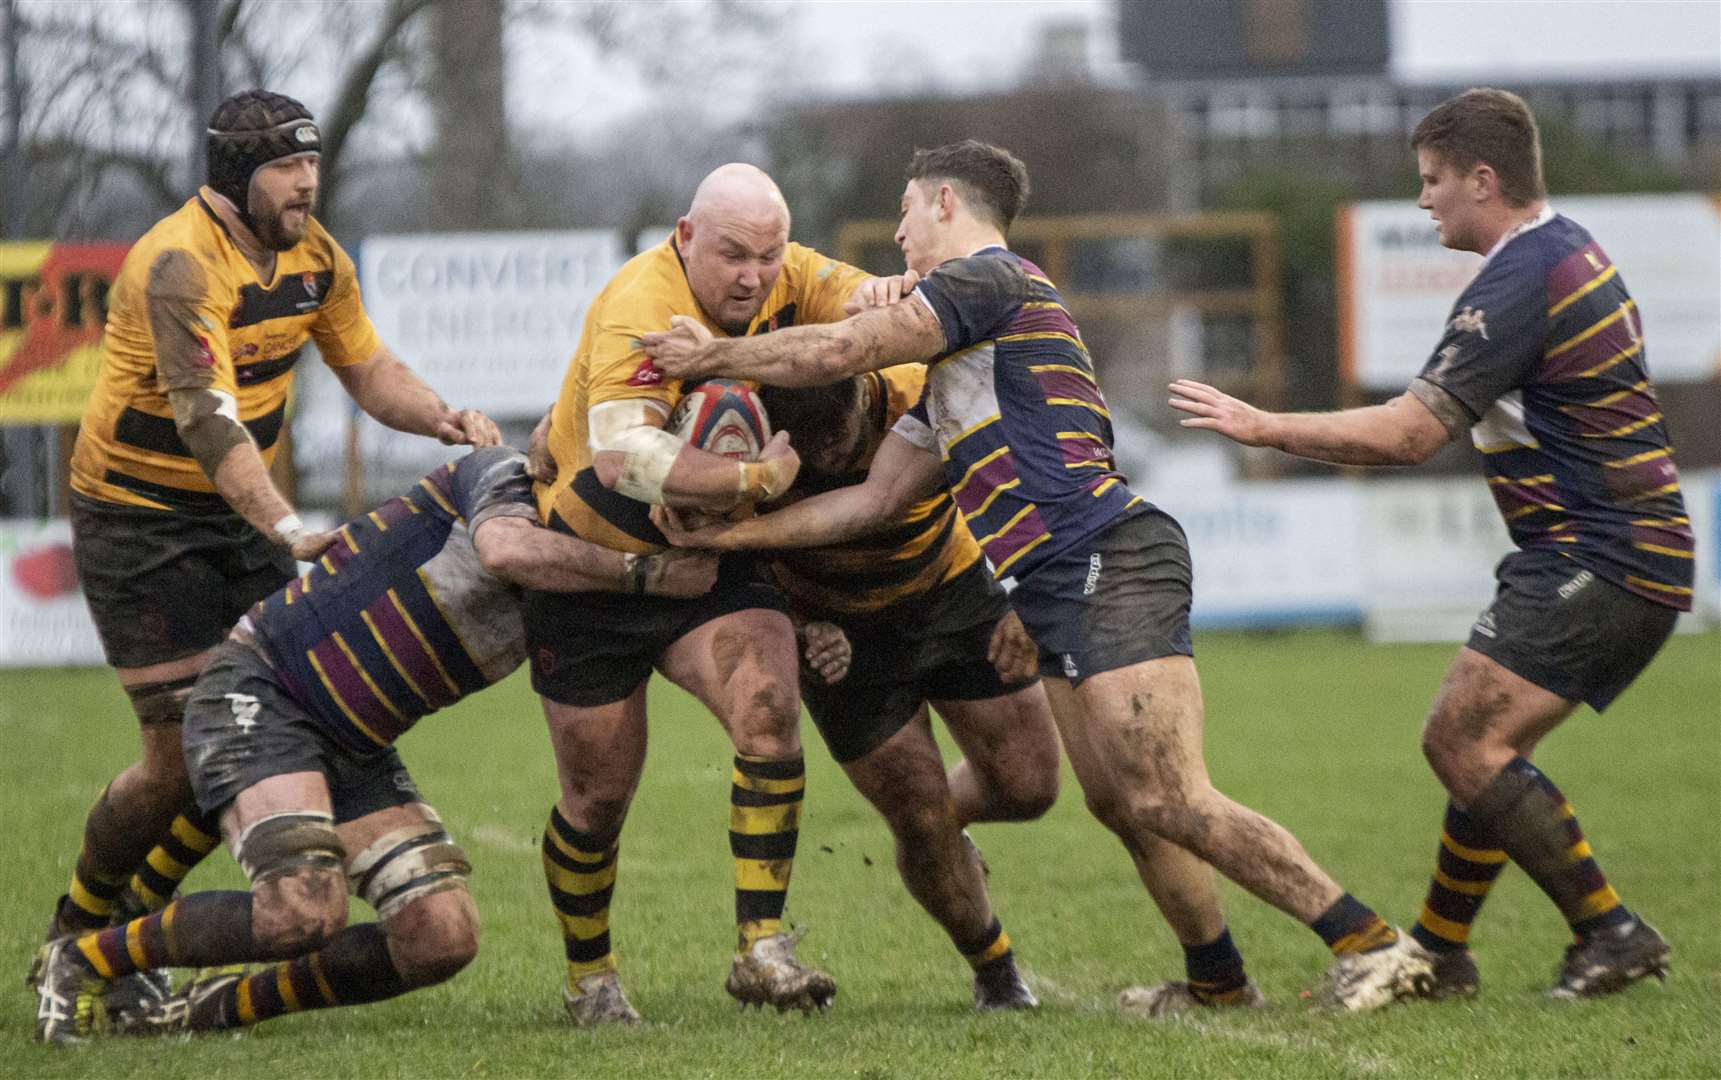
xmin=1170 ymin=89 xmax=1687 ymax=1001
xmin=644 ymin=140 xmax=1434 ymax=1013
xmin=31 ymin=448 xmax=718 ymax=1044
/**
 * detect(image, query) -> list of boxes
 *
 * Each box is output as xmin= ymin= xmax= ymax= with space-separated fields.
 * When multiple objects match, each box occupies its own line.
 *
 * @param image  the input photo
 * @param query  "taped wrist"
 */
xmin=604 ymin=425 xmax=683 ymax=504
xmin=272 ymin=512 xmax=310 ymax=548
xmin=233 ymin=811 xmax=345 ymax=885
xmin=622 ymin=553 xmax=653 ymax=595
xmin=739 ymin=458 xmax=791 ymax=502
xmin=346 ymin=813 xmax=472 ymax=921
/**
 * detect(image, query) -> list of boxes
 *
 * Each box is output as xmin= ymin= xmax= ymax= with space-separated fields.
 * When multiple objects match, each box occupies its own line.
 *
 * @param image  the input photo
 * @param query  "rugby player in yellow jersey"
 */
xmin=526 ymin=164 xmax=914 ymax=1022
xmin=37 ymin=91 xmax=499 ymax=996
xmin=750 ymin=365 xmax=1060 ymax=1009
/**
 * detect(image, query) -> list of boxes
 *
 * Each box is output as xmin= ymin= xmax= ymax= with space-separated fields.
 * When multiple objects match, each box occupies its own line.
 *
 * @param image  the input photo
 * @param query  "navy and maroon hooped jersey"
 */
xmin=1414 ymin=209 xmax=1693 ymax=610
xmin=247 ymin=448 xmax=539 ymax=753
xmin=893 ymin=247 xmax=1145 ymax=583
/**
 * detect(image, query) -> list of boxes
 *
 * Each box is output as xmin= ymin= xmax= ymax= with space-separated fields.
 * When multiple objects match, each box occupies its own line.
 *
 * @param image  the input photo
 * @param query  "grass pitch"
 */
xmin=5 ymin=629 xmax=1718 ymax=1078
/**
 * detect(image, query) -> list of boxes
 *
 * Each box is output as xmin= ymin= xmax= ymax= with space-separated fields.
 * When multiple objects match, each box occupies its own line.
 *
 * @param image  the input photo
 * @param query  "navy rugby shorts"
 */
xmin=1465 ymin=549 xmax=1678 ymax=711
xmin=1008 ymin=505 xmax=1194 ymax=686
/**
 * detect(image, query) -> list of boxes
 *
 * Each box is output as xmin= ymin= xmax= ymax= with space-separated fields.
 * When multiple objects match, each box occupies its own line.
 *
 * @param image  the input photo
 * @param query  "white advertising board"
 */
xmin=356 ymin=230 xmax=628 ymax=417
xmin=1339 ymin=194 xmax=1721 ymax=390
xmin=1153 ymin=481 xmax=1366 ymax=627
xmin=0 ymin=519 xmax=104 ymax=666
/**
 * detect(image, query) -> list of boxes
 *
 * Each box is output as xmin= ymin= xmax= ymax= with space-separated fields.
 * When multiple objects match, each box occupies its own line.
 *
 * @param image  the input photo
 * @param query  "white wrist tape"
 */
xmin=272 ymin=512 xmax=309 ymax=547
xmin=607 ymin=425 xmax=684 ymax=504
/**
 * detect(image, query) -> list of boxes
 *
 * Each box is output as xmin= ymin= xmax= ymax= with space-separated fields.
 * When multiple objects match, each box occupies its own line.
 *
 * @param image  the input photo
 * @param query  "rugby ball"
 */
xmin=669 ymin=379 xmax=771 ymax=461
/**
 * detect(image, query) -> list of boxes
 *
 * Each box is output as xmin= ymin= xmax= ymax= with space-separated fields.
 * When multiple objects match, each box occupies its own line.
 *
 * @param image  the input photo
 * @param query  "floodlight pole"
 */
xmin=1 ymin=0 xmax=24 ymax=238
xmin=185 ymin=0 xmax=222 ymax=189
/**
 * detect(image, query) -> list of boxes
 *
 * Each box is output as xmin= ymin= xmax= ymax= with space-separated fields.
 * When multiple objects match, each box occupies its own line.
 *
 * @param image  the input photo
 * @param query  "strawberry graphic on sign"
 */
xmin=11 ymin=542 xmax=78 ymax=600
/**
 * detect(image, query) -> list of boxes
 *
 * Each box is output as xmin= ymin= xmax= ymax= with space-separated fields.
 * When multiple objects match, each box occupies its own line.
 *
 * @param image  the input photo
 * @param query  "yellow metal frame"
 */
xmin=836 ymin=211 xmax=1285 ymax=409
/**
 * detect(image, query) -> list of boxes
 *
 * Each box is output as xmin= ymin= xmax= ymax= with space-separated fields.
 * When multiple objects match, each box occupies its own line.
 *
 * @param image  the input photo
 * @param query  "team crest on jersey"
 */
xmin=1449 ymin=306 xmax=1488 ymax=340
xmin=301 ymin=272 xmax=321 ymax=301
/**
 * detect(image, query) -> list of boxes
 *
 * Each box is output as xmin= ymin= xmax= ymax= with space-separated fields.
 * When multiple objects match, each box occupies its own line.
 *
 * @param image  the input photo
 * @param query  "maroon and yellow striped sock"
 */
xmin=959 ymin=917 xmax=1014 ymax=972
xmin=1310 ymin=893 xmax=1398 ymax=955
xmin=190 ymin=924 xmax=410 ymax=1031
xmin=1184 ymin=927 xmax=1251 ymax=1002
xmin=68 ymin=893 xmax=253 ymax=979
xmin=1470 ymin=757 xmax=1631 ymax=941
xmin=1410 ymin=801 xmax=1508 ymax=953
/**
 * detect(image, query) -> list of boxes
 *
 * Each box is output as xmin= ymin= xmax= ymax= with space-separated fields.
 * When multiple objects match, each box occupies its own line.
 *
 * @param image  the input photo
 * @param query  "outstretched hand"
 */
xmin=1167 ymin=379 xmax=1273 ymax=447
xmin=641 ymin=315 xmax=715 ymax=380
xmin=437 ymin=407 xmax=502 ymax=448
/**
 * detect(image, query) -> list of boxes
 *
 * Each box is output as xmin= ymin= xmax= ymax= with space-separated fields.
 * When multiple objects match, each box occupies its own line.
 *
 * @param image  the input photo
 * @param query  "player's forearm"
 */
xmin=168 ymin=387 xmax=296 ymax=540
xmin=695 ymin=325 xmax=869 ymax=387
xmin=709 ymin=488 xmax=884 ymax=551
xmin=482 ymin=526 xmax=630 ymax=592
xmin=1265 ymin=401 xmax=1440 ymax=467
xmin=209 ymin=440 xmax=299 ymax=541
xmin=343 ymin=351 xmax=456 ymax=437
xmin=594 ymin=444 xmax=752 ymax=510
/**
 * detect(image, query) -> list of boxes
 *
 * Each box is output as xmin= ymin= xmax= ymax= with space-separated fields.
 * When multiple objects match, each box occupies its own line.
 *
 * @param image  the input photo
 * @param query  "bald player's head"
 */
xmin=677 ymin=164 xmax=791 ymax=335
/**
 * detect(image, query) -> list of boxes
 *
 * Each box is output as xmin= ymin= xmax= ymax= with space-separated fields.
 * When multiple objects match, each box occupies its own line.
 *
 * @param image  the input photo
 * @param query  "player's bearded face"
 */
xmin=681 ymin=217 xmax=788 ymax=335
xmin=249 ymin=153 xmax=319 ymax=252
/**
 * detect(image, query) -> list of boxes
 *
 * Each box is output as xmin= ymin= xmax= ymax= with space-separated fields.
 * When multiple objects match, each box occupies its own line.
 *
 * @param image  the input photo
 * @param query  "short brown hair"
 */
xmin=1411 ymin=88 xmax=1546 ymax=207
xmin=904 ymin=140 xmax=1031 ymax=231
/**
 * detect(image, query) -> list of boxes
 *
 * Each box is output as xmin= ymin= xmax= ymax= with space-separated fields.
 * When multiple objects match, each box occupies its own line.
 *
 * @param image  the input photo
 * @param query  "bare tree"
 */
xmin=4 ymin=0 xmax=438 ymax=241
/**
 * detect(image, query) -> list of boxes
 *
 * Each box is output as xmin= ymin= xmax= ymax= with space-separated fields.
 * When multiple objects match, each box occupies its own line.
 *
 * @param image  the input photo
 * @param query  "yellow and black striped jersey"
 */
xmin=767 ymin=364 xmax=983 ymax=617
xmin=535 ymin=234 xmax=870 ymax=553
xmin=70 ymin=188 xmax=380 ymax=513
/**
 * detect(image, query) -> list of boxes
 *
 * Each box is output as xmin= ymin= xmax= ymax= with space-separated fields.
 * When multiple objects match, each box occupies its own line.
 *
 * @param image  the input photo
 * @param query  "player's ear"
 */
xmin=936 ymin=183 xmax=957 ymax=221
xmin=675 ymin=216 xmax=694 ymax=248
xmin=1469 ymin=163 xmax=1498 ymax=203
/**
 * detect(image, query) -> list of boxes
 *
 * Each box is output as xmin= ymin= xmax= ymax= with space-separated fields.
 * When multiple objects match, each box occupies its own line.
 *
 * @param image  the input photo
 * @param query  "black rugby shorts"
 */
xmin=70 ymin=493 xmax=294 ymax=669
xmin=798 ymin=559 xmax=1036 ymax=764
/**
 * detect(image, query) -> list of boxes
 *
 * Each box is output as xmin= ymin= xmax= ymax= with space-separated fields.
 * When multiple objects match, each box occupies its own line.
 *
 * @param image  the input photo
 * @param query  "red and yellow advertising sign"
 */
xmin=0 ymin=241 xmax=130 ymax=423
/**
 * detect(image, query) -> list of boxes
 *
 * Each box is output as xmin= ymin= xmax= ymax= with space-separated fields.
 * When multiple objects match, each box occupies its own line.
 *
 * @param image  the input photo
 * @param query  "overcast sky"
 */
xmin=508 ymin=0 xmax=1721 ymax=140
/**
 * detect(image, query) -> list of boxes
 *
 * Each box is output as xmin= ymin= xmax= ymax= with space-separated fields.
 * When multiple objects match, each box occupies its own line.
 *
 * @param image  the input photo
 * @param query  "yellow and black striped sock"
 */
xmin=1184 ymin=927 xmax=1251 ymax=1002
xmin=127 ymin=807 xmax=223 ymax=913
xmin=62 ymin=785 xmax=132 ymax=933
xmin=960 ymin=917 xmax=1013 ymax=972
xmin=1472 ymin=757 xmax=1631 ymax=941
xmin=542 ymin=806 xmax=619 ymax=989
xmin=1311 ymin=893 xmax=1399 ymax=955
xmin=1409 ymin=801 xmax=1508 ymax=954
xmin=730 ymin=754 xmax=803 ymax=951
